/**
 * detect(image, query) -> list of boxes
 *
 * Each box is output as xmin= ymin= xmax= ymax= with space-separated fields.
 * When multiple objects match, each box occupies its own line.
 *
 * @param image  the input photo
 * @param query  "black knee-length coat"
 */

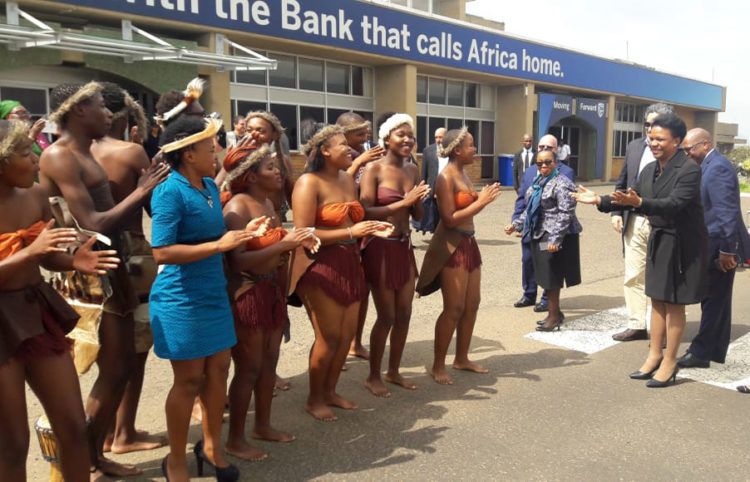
xmin=598 ymin=151 xmax=707 ymax=304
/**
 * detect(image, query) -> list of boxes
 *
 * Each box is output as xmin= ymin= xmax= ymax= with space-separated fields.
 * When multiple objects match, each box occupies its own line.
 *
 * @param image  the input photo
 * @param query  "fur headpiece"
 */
xmin=245 ymin=110 xmax=285 ymax=134
xmin=112 ymin=90 xmax=148 ymax=138
xmin=377 ymin=113 xmax=414 ymax=149
xmin=155 ymin=77 xmax=205 ymax=126
xmin=48 ymin=82 xmax=103 ymax=125
xmin=220 ymin=144 xmax=272 ymax=192
xmin=161 ymin=118 xmax=222 ymax=153
xmin=439 ymin=127 xmax=469 ymax=158
xmin=301 ymin=124 xmax=344 ymax=162
xmin=0 ymin=120 xmax=30 ymax=164
xmin=341 ymin=120 xmax=370 ymax=134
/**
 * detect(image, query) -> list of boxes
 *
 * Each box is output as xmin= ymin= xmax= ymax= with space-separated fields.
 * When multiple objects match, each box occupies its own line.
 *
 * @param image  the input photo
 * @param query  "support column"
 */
xmin=198 ymin=33 xmax=232 ymax=130
xmin=373 ymin=64 xmax=417 ymax=125
xmin=496 ymin=82 xmax=535 ymax=155
xmin=604 ymin=95 xmax=616 ymax=181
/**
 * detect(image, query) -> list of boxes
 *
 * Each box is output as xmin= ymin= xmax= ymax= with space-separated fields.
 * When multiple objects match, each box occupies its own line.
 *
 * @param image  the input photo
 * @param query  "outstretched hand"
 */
xmin=611 ymin=188 xmax=641 ymax=207
xmin=478 ymin=183 xmax=501 ymax=205
xmin=138 ymin=157 xmax=171 ymax=192
xmin=571 ymin=185 xmax=600 ymax=205
xmin=73 ymin=236 xmax=120 ymax=275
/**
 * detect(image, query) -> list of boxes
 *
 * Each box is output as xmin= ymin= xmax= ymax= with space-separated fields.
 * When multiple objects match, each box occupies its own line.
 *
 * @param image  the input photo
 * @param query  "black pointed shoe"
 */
xmin=514 ymin=297 xmax=535 ymax=308
xmin=676 ymin=352 xmax=710 ymax=369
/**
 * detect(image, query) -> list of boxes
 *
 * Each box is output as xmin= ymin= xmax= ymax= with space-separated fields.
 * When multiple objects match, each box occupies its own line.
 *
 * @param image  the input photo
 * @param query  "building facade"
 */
xmin=0 ymin=0 xmax=727 ymax=182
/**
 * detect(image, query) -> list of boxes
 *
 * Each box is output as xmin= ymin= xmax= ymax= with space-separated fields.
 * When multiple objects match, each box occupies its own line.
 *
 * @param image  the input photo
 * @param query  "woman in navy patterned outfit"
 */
xmin=150 ymin=116 xmax=265 ymax=481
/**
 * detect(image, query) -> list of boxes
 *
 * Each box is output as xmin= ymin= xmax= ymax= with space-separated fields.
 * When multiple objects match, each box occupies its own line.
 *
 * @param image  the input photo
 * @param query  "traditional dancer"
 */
xmin=39 ymin=82 xmax=169 ymax=476
xmin=335 ymin=111 xmax=385 ymax=360
xmin=0 ymin=119 xmax=118 ymax=482
xmin=221 ymin=144 xmax=318 ymax=460
xmin=150 ymin=116 xmax=267 ymax=481
xmin=360 ymin=113 xmax=430 ymax=397
xmin=92 ymin=82 xmax=167 ymax=455
xmin=415 ymin=128 xmax=501 ymax=385
xmin=289 ymin=125 xmax=389 ymax=421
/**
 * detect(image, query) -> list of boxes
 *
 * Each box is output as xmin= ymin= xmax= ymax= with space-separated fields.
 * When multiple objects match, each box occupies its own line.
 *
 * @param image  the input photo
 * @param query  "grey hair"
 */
xmin=644 ymin=103 xmax=674 ymax=120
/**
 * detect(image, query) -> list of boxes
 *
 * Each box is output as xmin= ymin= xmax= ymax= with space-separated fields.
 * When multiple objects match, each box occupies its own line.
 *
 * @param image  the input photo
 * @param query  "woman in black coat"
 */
xmin=575 ymin=112 xmax=707 ymax=388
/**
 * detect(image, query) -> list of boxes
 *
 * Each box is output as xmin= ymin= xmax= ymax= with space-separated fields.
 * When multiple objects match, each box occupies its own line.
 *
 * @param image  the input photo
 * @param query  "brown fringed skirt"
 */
xmin=297 ymin=242 xmax=367 ymax=306
xmin=233 ymin=277 xmax=287 ymax=332
xmin=445 ymin=234 xmax=482 ymax=272
xmin=362 ymin=237 xmax=417 ymax=290
xmin=0 ymin=283 xmax=78 ymax=365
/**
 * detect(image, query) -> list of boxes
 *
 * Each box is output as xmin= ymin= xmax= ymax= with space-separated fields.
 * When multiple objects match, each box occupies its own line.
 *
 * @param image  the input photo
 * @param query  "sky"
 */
xmin=465 ymin=0 xmax=750 ymax=140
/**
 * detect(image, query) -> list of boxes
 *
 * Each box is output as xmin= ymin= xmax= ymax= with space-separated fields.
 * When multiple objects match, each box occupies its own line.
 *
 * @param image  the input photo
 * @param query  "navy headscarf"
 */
xmin=522 ymin=167 xmax=559 ymax=242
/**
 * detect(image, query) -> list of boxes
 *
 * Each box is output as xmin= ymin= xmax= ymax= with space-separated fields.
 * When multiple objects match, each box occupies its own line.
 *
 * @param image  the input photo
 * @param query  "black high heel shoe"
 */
xmin=629 ymin=359 xmax=662 ymax=380
xmin=537 ymin=312 xmax=565 ymax=326
xmin=646 ymin=367 xmax=679 ymax=388
xmin=161 ymin=455 xmax=170 ymax=482
xmin=536 ymin=313 xmax=564 ymax=332
xmin=194 ymin=440 xmax=240 ymax=481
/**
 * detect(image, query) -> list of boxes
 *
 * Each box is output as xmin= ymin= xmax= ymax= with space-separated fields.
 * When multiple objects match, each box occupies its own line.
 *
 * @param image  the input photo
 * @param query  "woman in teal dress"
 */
xmin=150 ymin=116 xmax=266 ymax=481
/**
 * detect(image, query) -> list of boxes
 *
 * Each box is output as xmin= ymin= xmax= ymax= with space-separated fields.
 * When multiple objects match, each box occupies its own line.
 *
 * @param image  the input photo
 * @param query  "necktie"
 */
xmin=524 ymin=151 xmax=530 ymax=169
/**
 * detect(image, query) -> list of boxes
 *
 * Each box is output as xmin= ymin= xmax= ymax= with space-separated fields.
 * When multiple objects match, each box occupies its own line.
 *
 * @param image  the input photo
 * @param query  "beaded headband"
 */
xmin=220 ymin=144 xmax=272 ymax=192
xmin=439 ymin=127 xmax=469 ymax=158
xmin=245 ymin=110 xmax=285 ymax=134
xmin=301 ymin=124 xmax=344 ymax=160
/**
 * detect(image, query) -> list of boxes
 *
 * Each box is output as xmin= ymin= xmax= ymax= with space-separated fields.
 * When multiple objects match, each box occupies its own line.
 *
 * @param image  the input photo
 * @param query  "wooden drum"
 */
xmin=34 ymin=415 xmax=63 ymax=482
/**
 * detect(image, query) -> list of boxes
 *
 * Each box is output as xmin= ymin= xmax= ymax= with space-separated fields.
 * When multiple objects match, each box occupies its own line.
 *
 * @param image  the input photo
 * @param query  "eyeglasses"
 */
xmin=537 ymin=145 xmax=555 ymax=151
xmin=682 ymin=141 xmax=706 ymax=153
xmin=536 ymin=160 xmax=554 ymax=166
xmin=643 ymin=122 xmax=653 ymax=128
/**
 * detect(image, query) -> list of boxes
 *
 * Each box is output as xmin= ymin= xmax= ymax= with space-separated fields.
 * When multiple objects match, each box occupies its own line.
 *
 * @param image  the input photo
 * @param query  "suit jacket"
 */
xmin=613 ymin=136 xmax=649 ymax=226
xmin=421 ymin=143 xmax=440 ymax=190
xmin=700 ymin=149 xmax=750 ymax=258
xmin=512 ymin=148 xmax=536 ymax=192
xmin=512 ymin=163 xmax=576 ymax=222
xmin=599 ymin=150 xmax=707 ymax=304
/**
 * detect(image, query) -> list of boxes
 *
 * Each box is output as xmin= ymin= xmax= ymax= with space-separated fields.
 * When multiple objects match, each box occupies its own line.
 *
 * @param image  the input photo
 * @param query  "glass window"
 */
xmin=270 ymin=103 xmax=297 ymax=149
xmin=298 ymin=58 xmax=324 ymax=92
xmin=299 ymin=106 xmax=325 ymax=146
xmin=615 ymin=103 xmax=622 ymax=122
xmin=327 ymin=108 xmax=350 ymax=124
xmin=352 ymin=66 xmax=364 ymax=96
xmin=465 ymin=120 xmax=479 ymax=150
xmin=428 ymin=117 xmax=445 ymax=144
xmin=0 ymin=87 xmax=46 ymax=115
xmin=480 ymin=121 xmax=494 ymax=155
xmin=411 ymin=0 xmax=431 ymax=11
xmin=416 ymin=116 xmax=427 ymax=153
xmin=326 ymin=62 xmax=350 ymax=94
xmin=447 ymin=81 xmax=463 ymax=107
xmin=268 ymin=53 xmax=296 ymax=88
xmin=465 ymin=83 xmax=478 ymax=108
xmin=235 ymin=68 xmax=266 ymax=86
xmin=428 ymin=78 xmax=446 ymax=104
xmin=417 ymin=75 xmax=428 ymax=103
xmin=236 ymin=100 xmax=267 ymax=118
xmin=391 ymin=0 xmax=408 ymax=5
xmin=447 ymin=118 xmax=463 ymax=131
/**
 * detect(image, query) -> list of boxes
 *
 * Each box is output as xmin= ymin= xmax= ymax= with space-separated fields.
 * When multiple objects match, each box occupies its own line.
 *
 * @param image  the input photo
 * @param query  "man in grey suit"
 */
xmin=610 ymin=102 xmax=674 ymax=341
xmin=512 ymin=134 xmax=535 ymax=192
xmin=413 ymin=127 xmax=445 ymax=233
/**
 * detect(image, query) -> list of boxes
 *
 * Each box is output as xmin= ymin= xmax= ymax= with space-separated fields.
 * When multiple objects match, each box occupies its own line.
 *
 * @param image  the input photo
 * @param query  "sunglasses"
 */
xmin=536 ymin=160 xmax=554 ymax=166
xmin=537 ymin=144 xmax=555 ymax=151
xmin=643 ymin=122 xmax=654 ymax=128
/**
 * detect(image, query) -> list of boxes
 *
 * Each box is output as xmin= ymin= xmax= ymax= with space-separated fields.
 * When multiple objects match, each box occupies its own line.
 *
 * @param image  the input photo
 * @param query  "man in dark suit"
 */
xmin=677 ymin=128 xmax=750 ymax=369
xmin=508 ymin=134 xmax=575 ymax=311
xmin=413 ymin=127 xmax=445 ymax=233
xmin=512 ymin=134 xmax=535 ymax=192
xmin=610 ymin=103 xmax=674 ymax=342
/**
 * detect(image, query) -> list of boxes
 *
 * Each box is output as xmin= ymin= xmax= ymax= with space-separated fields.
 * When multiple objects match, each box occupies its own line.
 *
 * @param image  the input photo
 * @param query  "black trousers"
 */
xmin=688 ymin=242 xmax=736 ymax=363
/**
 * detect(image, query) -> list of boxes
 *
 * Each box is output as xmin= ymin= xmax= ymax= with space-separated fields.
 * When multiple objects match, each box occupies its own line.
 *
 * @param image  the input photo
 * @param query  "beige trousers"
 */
xmin=623 ymin=214 xmax=651 ymax=330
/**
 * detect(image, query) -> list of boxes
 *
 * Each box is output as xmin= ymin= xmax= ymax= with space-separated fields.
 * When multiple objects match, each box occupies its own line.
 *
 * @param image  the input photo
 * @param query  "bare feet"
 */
xmin=326 ymin=393 xmax=358 ymax=410
xmin=225 ymin=440 xmax=269 ymax=461
xmin=252 ymin=427 xmax=296 ymax=443
xmin=364 ymin=377 xmax=391 ymax=398
xmin=349 ymin=344 xmax=370 ymax=360
xmin=274 ymin=375 xmax=291 ymax=391
xmin=105 ymin=431 xmax=167 ymax=454
xmin=385 ymin=372 xmax=417 ymax=390
xmin=430 ymin=366 xmax=454 ymax=385
xmin=97 ymin=456 xmax=142 ymax=477
xmin=452 ymin=360 xmax=489 ymax=374
xmin=305 ymin=403 xmax=338 ymax=422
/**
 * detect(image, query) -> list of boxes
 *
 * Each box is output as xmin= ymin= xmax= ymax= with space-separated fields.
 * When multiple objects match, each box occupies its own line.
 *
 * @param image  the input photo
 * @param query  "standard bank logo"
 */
xmin=597 ymin=102 xmax=605 ymax=118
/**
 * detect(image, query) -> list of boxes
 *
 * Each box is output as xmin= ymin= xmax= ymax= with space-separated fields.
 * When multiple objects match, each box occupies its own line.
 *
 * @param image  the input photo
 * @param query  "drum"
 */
xmin=34 ymin=415 xmax=63 ymax=482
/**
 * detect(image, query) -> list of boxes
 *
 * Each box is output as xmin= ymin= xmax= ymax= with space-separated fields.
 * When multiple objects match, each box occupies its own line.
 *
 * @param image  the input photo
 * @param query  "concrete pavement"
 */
xmin=24 ymin=186 xmax=750 ymax=481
